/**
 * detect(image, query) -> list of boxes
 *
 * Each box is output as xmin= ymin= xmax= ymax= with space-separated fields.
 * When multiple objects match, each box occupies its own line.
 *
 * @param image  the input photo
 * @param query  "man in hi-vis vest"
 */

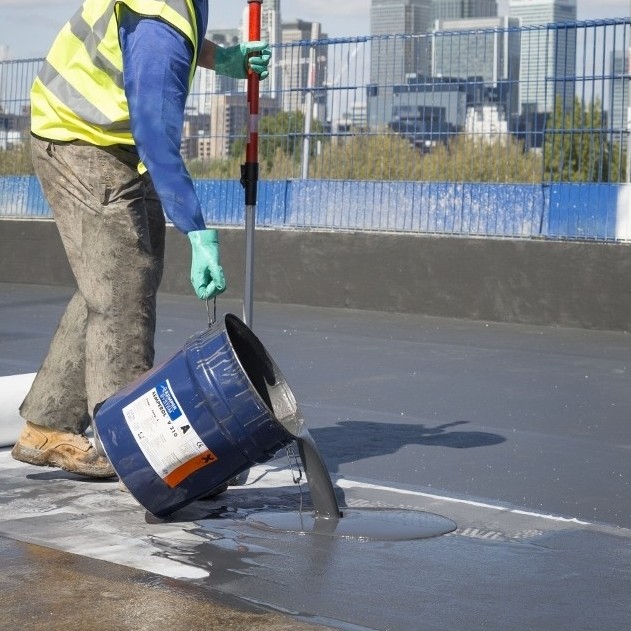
xmin=11 ymin=1 xmax=271 ymax=478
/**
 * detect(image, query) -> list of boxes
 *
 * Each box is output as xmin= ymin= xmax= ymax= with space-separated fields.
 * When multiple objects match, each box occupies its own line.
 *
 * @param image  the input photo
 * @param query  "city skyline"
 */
xmin=2 ymin=4 xmax=629 ymax=164
xmin=0 ymin=0 xmax=629 ymax=59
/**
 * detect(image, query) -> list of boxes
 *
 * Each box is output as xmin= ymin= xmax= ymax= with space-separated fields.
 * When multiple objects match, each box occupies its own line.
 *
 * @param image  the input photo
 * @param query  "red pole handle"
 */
xmin=246 ymin=0 xmax=262 ymax=165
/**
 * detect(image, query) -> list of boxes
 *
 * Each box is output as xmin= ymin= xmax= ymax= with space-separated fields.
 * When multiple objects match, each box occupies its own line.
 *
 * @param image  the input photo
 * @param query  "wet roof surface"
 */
xmin=1 ymin=283 xmax=630 ymax=630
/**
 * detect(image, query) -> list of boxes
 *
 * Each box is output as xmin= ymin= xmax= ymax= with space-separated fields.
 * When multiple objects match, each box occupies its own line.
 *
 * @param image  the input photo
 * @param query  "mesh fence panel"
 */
xmin=2 ymin=19 xmax=631 ymax=239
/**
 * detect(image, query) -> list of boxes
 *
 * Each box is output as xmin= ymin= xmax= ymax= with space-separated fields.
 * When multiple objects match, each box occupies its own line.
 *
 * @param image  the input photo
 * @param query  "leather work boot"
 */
xmin=11 ymin=421 xmax=116 ymax=478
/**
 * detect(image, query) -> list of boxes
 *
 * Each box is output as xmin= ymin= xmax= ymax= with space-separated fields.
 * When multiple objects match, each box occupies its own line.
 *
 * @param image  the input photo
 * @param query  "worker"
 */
xmin=11 ymin=0 xmax=271 ymax=478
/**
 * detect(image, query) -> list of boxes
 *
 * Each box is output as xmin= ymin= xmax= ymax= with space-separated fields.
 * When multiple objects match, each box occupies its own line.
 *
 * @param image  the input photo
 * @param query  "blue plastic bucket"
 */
xmin=94 ymin=314 xmax=304 ymax=517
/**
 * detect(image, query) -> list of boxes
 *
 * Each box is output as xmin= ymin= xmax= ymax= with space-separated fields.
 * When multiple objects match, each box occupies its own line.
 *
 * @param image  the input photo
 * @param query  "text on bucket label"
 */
xmin=122 ymin=379 xmax=218 ymax=487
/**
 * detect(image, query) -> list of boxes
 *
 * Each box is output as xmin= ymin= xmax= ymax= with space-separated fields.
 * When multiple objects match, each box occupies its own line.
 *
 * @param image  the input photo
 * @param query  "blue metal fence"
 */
xmin=1 ymin=19 xmax=631 ymax=241
xmin=2 ymin=175 xmax=618 ymax=240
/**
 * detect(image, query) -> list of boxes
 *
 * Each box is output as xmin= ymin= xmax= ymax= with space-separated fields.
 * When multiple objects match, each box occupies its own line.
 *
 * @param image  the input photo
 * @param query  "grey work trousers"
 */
xmin=20 ymin=137 xmax=166 ymax=434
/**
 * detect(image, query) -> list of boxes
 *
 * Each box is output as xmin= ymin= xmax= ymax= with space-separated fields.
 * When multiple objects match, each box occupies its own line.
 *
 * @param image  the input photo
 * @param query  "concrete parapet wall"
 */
xmin=2 ymin=218 xmax=630 ymax=331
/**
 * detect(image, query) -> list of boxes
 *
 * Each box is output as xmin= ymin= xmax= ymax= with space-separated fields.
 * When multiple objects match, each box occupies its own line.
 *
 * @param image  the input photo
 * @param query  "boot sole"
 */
xmin=11 ymin=443 xmax=117 ymax=479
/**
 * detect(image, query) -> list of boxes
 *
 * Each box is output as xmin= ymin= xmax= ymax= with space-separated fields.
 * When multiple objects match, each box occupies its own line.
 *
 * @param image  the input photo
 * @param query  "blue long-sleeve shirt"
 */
xmin=118 ymin=2 xmax=208 ymax=234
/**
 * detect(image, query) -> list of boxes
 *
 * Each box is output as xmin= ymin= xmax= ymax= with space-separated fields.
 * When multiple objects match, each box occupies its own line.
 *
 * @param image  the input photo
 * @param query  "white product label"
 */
xmin=122 ymin=379 xmax=217 ymax=487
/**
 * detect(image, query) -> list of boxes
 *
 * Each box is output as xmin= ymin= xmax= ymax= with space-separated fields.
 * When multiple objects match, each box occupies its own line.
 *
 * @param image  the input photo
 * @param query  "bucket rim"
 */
xmin=219 ymin=313 xmax=304 ymax=438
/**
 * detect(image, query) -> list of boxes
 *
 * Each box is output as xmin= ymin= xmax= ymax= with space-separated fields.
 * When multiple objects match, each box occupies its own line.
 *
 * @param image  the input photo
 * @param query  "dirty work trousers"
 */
xmin=20 ymin=137 xmax=166 ymax=434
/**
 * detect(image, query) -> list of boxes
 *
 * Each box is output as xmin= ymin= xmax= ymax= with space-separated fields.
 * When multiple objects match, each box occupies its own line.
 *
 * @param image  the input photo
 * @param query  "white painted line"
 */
xmin=336 ymin=478 xmax=592 ymax=526
xmin=0 ymin=379 xmax=595 ymax=530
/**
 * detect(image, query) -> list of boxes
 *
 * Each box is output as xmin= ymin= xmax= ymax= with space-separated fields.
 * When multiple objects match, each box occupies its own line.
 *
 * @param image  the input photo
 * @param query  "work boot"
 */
xmin=11 ymin=421 xmax=116 ymax=479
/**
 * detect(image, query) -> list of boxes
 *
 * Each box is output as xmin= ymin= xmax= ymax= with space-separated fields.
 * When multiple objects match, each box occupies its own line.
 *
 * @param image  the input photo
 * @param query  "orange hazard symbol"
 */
xmin=163 ymin=449 xmax=219 ymax=488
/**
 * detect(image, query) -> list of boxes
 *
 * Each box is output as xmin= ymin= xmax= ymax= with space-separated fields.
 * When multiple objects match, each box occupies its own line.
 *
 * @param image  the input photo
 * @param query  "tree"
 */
xmin=186 ymin=156 xmax=240 ymax=180
xmin=311 ymin=131 xmax=424 ymax=180
xmin=231 ymin=110 xmax=324 ymax=172
xmin=310 ymin=130 xmax=542 ymax=183
xmin=422 ymin=135 xmax=542 ymax=183
xmin=544 ymin=96 xmax=625 ymax=183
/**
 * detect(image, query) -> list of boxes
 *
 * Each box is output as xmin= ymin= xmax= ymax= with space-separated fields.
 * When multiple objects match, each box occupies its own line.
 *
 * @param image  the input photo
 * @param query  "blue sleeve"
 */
xmin=118 ymin=9 xmax=205 ymax=234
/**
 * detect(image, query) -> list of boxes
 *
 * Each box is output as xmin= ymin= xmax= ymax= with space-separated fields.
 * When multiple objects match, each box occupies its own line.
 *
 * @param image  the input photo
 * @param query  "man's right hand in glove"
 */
xmin=188 ymin=229 xmax=227 ymax=300
xmin=213 ymin=41 xmax=272 ymax=79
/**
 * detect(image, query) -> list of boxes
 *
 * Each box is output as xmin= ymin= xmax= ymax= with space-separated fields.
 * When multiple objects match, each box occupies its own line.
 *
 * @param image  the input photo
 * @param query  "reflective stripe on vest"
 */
xmin=31 ymin=0 xmax=198 ymax=146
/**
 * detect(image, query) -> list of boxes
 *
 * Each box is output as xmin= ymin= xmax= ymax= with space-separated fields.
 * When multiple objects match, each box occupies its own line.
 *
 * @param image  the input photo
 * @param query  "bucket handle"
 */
xmin=206 ymin=296 xmax=217 ymax=328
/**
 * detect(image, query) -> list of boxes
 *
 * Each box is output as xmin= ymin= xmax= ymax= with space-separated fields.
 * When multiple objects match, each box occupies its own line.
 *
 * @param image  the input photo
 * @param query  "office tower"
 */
xmin=197 ymin=29 xmax=242 ymax=114
xmin=262 ymin=0 xmax=282 ymax=45
xmin=371 ymin=0 xmax=433 ymax=38
xmin=432 ymin=0 xmax=498 ymax=21
xmin=610 ymin=49 xmax=630 ymax=133
xmin=280 ymin=20 xmax=328 ymax=122
xmin=208 ymin=93 xmax=278 ymax=159
xmin=185 ymin=30 xmax=241 ymax=160
xmin=432 ymin=16 xmax=520 ymax=124
xmin=370 ymin=0 xmax=434 ymax=86
xmin=465 ymin=0 xmax=498 ymax=17
xmin=369 ymin=1 xmax=433 ymax=129
xmin=263 ymin=0 xmax=281 ymax=97
xmin=509 ymin=0 xmax=577 ymax=114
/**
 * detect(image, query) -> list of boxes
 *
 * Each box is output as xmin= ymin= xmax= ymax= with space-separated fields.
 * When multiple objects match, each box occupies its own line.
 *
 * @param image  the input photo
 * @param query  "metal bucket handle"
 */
xmin=206 ymin=296 xmax=217 ymax=328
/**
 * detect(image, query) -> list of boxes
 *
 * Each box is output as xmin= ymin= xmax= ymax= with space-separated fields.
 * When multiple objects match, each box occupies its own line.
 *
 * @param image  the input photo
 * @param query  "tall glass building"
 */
xmin=509 ymin=0 xmax=577 ymax=114
xmin=279 ymin=20 xmax=328 ymax=119
xmin=610 ymin=49 xmax=629 ymax=133
xmin=432 ymin=0 xmax=498 ymax=21
xmin=432 ymin=16 xmax=521 ymax=123
xmin=370 ymin=0 xmax=434 ymax=86
xmin=261 ymin=0 xmax=282 ymax=98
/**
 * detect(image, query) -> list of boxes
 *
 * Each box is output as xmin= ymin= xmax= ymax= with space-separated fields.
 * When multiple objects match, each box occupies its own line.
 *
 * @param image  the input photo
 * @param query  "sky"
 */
xmin=0 ymin=0 xmax=630 ymax=59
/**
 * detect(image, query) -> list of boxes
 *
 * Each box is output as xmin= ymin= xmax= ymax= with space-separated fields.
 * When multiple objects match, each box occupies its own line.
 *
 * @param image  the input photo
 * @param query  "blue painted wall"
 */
xmin=0 ymin=176 xmax=620 ymax=241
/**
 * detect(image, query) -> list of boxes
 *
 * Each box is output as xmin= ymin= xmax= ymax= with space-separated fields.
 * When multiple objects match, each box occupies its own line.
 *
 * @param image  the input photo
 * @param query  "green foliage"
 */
xmin=187 ymin=156 xmax=241 ymax=180
xmin=310 ymin=131 xmax=542 ymax=183
xmin=231 ymin=110 xmax=323 ymax=172
xmin=422 ymin=135 xmax=542 ymax=183
xmin=263 ymin=146 xmax=303 ymax=179
xmin=544 ymin=96 xmax=626 ymax=182
xmin=0 ymin=126 xmax=545 ymax=185
xmin=312 ymin=132 xmax=423 ymax=180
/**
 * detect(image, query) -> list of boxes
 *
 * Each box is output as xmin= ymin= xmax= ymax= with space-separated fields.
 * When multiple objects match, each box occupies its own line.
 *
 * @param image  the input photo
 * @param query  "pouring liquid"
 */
xmin=242 ymin=341 xmax=456 ymax=539
xmin=296 ymin=427 xmax=342 ymax=520
xmin=247 ymin=420 xmax=457 ymax=541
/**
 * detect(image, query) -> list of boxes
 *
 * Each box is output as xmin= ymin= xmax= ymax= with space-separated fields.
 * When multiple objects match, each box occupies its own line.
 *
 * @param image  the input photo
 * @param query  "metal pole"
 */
xmin=301 ymin=22 xmax=320 ymax=179
xmin=241 ymin=0 xmax=262 ymax=327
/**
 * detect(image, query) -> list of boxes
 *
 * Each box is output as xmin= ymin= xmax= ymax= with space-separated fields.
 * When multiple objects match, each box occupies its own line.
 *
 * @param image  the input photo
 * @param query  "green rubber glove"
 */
xmin=188 ymin=229 xmax=226 ymax=300
xmin=214 ymin=41 xmax=271 ymax=80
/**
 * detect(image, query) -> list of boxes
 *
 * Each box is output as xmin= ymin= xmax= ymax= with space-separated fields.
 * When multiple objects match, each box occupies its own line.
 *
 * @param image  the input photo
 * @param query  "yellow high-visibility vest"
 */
xmin=31 ymin=0 xmax=199 ymax=147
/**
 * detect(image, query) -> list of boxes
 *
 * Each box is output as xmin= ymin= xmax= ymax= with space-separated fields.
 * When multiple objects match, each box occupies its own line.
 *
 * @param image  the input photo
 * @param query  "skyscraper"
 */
xmin=280 ymin=20 xmax=328 ymax=121
xmin=432 ymin=16 xmax=521 ymax=122
xmin=195 ymin=29 xmax=242 ymax=116
xmin=261 ymin=1 xmax=281 ymax=60
xmin=433 ymin=0 xmax=498 ymax=21
xmin=509 ymin=0 xmax=577 ymax=114
xmin=370 ymin=0 xmax=433 ymax=86
xmin=609 ymin=49 xmax=630 ymax=133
